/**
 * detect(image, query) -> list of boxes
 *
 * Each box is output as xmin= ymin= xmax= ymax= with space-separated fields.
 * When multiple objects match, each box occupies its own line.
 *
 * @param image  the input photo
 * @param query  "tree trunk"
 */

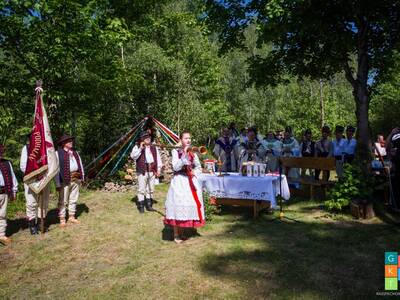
xmin=354 ymin=84 xmax=371 ymax=163
xmin=343 ymin=18 xmax=372 ymax=170
xmin=319 ymin=79 xmax=325 ymax=128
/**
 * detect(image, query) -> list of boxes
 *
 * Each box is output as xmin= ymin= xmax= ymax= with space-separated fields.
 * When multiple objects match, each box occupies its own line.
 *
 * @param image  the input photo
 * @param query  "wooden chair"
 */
xmin=279 ymin=157 xmax=336 ymax=200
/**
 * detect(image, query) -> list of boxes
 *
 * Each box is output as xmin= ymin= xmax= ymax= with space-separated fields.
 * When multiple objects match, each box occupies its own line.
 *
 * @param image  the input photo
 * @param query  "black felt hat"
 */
xmin=335 ymin=125 xmax=344 ymax=133
xmin=321 ymin=125 xmax=331 ymax=133
xmin=57 ymin=134 xmax=75 ymax=146
xmin=139 ymin=131 xmax=151 ymax=141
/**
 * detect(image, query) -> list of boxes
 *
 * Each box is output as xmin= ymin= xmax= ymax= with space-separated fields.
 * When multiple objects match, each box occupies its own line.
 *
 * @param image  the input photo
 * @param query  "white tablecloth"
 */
xmin=199 ymin=172 xmax=290 ymax=208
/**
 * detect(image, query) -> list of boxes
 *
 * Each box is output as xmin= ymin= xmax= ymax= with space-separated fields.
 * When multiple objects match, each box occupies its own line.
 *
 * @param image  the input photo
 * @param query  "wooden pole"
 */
xmin=40 ymin=192 xmax=44 ymax=235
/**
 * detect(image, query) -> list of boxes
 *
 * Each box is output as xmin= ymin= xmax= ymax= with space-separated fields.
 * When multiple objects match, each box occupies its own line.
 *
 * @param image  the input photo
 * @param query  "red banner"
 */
xmin=24 ymin=90 xmax=48 ymax=178
xmin=23 ymin=86 xmax=59 ymax=194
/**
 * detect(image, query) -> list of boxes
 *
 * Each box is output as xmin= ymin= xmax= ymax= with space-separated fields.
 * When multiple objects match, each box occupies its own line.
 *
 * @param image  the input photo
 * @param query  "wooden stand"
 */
xmin=213 ymin=198 xmax=271 ymax=218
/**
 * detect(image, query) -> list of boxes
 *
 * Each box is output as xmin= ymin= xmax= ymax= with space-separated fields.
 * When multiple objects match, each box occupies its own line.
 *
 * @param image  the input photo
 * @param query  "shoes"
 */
xmin=29 ymin=219 xmax=39 ymax=235
xmin=138 ymin=201 xmax=145 ymax=214
xmin=145 ymin=198 xmax=155 ymax=212
xmin=0 ymin=236 xmax=11 ymax=245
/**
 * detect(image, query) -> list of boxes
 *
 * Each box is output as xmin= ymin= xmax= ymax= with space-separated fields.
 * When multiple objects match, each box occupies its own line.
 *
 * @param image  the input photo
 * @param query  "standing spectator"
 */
xmin=281 ymin=126 xmax=300 ymax=179
xmin=300 ymin=129 xmax=315 ymax=176
xmin=343 ymin=126 xmax=357 ymax=164
xmin=332 ymin=125 xmax=346 ymax=178
xmin=213 ymin=127 xmax=239 ymax=172
xmin=315 ymin=126 xmax=333 ymax=180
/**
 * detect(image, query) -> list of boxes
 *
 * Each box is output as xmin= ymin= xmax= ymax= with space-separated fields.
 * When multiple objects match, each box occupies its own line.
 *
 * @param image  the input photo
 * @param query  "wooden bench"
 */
xmin=279 ymin=157 xmax=336 ymax=200
xmin=211 ymin=197 xmax=271 ymax=218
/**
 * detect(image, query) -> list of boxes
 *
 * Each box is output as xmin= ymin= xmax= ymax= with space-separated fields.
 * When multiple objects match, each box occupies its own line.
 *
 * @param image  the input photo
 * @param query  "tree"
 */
xmin=206 ymin=0 xmax=400 ymax=164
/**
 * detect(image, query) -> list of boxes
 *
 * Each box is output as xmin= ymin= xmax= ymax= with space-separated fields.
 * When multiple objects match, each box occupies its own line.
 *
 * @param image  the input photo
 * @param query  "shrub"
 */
xmin=203 ymin=192 xmax=219 ymax=221
xmin=324 ymin=163 xmax=375 ymax=212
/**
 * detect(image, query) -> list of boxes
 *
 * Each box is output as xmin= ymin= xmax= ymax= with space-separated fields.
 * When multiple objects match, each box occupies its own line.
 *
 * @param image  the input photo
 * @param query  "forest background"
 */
xmin=0 ymin=0 xmax=398 ymax=168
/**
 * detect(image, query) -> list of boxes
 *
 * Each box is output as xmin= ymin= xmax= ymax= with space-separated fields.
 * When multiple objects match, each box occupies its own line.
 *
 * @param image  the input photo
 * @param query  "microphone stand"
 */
xmin=270 ymin=157 xmax=299 ymax=223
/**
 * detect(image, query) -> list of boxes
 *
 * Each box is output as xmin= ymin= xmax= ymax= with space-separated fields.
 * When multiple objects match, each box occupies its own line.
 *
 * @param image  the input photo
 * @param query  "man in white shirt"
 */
xmin=332 ymin=125 xmax=346 ymax=178
xmin=130 ymin=131 xmax=163 ymax=213
xmin=343 ymin=126 xmax=357 ymax=164
xmin=0 ymin=144 xmax=18 ymax=245
xmin=20 ymin=133 xmax=51 ymax=234
xmin=55 ymin=135 xmax=85 ymax=227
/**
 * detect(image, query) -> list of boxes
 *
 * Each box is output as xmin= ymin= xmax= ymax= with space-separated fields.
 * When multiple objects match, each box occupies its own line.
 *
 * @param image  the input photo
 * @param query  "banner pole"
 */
xmin=40 ymin=192 xmax=45 ymax=235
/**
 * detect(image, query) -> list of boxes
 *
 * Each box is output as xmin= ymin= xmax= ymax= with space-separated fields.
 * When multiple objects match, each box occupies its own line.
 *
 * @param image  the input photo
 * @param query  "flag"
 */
xmin=23 ymin=85 xmax=59 ymax=194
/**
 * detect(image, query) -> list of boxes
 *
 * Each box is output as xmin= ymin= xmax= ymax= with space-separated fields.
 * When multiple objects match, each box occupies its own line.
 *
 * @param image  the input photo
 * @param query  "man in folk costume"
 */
xmin=261 ymin=131 xmax=282 ymax=172
xmin=281 ymin=126 xmax=300 ymax=179
xmin=130 ymin=131 xmax=162 ymax=213
xmin=20 ymin=133 xmax=51 ymax=234
xmin=332 ymin=125 xmax=346 ymax=178
xmin=213 ymin=127 xmax=239 ymax=172
xmin=314 ymin=125 xmax=333 ymax=180
xmin=0 ymin=145 xmax=18 ymax=245
xmin=55 ymin=135 xmax=84 ymax=227
xmin=238 ymin=127 xmax=266 ymax=168
xmin=343 ymin=126 xmax=357 ymax=164
xmin=164 ymin=131 xmax=205 ymax=244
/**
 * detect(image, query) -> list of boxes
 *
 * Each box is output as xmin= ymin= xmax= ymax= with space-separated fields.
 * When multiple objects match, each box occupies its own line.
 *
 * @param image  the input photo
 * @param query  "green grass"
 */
xmin=1 ymin=184 xmax=399 ymax=299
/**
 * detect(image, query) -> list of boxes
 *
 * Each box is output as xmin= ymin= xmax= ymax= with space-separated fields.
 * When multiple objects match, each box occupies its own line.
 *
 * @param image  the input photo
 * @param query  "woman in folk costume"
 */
xmin=55 ymin=135 xmax=85 ymax=227
xmin=262 ymin=131 xmax=282 ymax=172
xmin=238 ymin=127 xmax=266 ymax=168
xmin=164 ymin=131 xmax=205 ymax=244
xmin=213 ymin=127 xmax=239 ymax=172
xmin=0 ymin=144 xmax=18 ymax=245
xmin=281 ymin=126 xmax=300 ymax=179
xmin=130 ymin=131 xmax=162 ymax=213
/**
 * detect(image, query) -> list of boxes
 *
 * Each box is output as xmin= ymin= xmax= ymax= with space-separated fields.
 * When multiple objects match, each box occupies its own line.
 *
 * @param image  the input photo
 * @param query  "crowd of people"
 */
xmin=0 ymin=134 xmax=84 ymax=245
xmin=214 ymin=123 xmax=400 ymax=210
xmin=213 ymin=123 xmax=358 ymax=179
xmin=1 ymin=123 xmax=400 ymax=246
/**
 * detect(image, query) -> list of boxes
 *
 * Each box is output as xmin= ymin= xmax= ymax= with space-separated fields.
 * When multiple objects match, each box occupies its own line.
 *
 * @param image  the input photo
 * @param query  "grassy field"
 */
xmin=1 ymin=184 xmax=399 ymax=299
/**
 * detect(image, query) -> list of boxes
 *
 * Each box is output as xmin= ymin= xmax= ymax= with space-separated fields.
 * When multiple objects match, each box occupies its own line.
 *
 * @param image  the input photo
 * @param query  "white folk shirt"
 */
xmin=343 ymin=138 xmax=357 ymax=156
xmin=69 ymin=152 xmax=79 ymax=172
xmin=332 ymin=138 xmax=346 ymax=157
xmin=130 ymin=145 xmax=163 ymax=172
xmin=0 ymin=161 xmax=18 ymax=193
xmin=20 ymin=145 xmax=28 ymax=173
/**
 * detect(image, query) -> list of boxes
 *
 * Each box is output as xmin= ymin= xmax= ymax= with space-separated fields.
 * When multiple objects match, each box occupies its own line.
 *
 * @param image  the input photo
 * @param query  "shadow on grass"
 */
xmin=6 ymin=203 xmax=89 ymax=237
xmin=162 ymin=225 xmax=202 ymax=241
xmin=199 ymin=214 xmax=400 ymax=299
